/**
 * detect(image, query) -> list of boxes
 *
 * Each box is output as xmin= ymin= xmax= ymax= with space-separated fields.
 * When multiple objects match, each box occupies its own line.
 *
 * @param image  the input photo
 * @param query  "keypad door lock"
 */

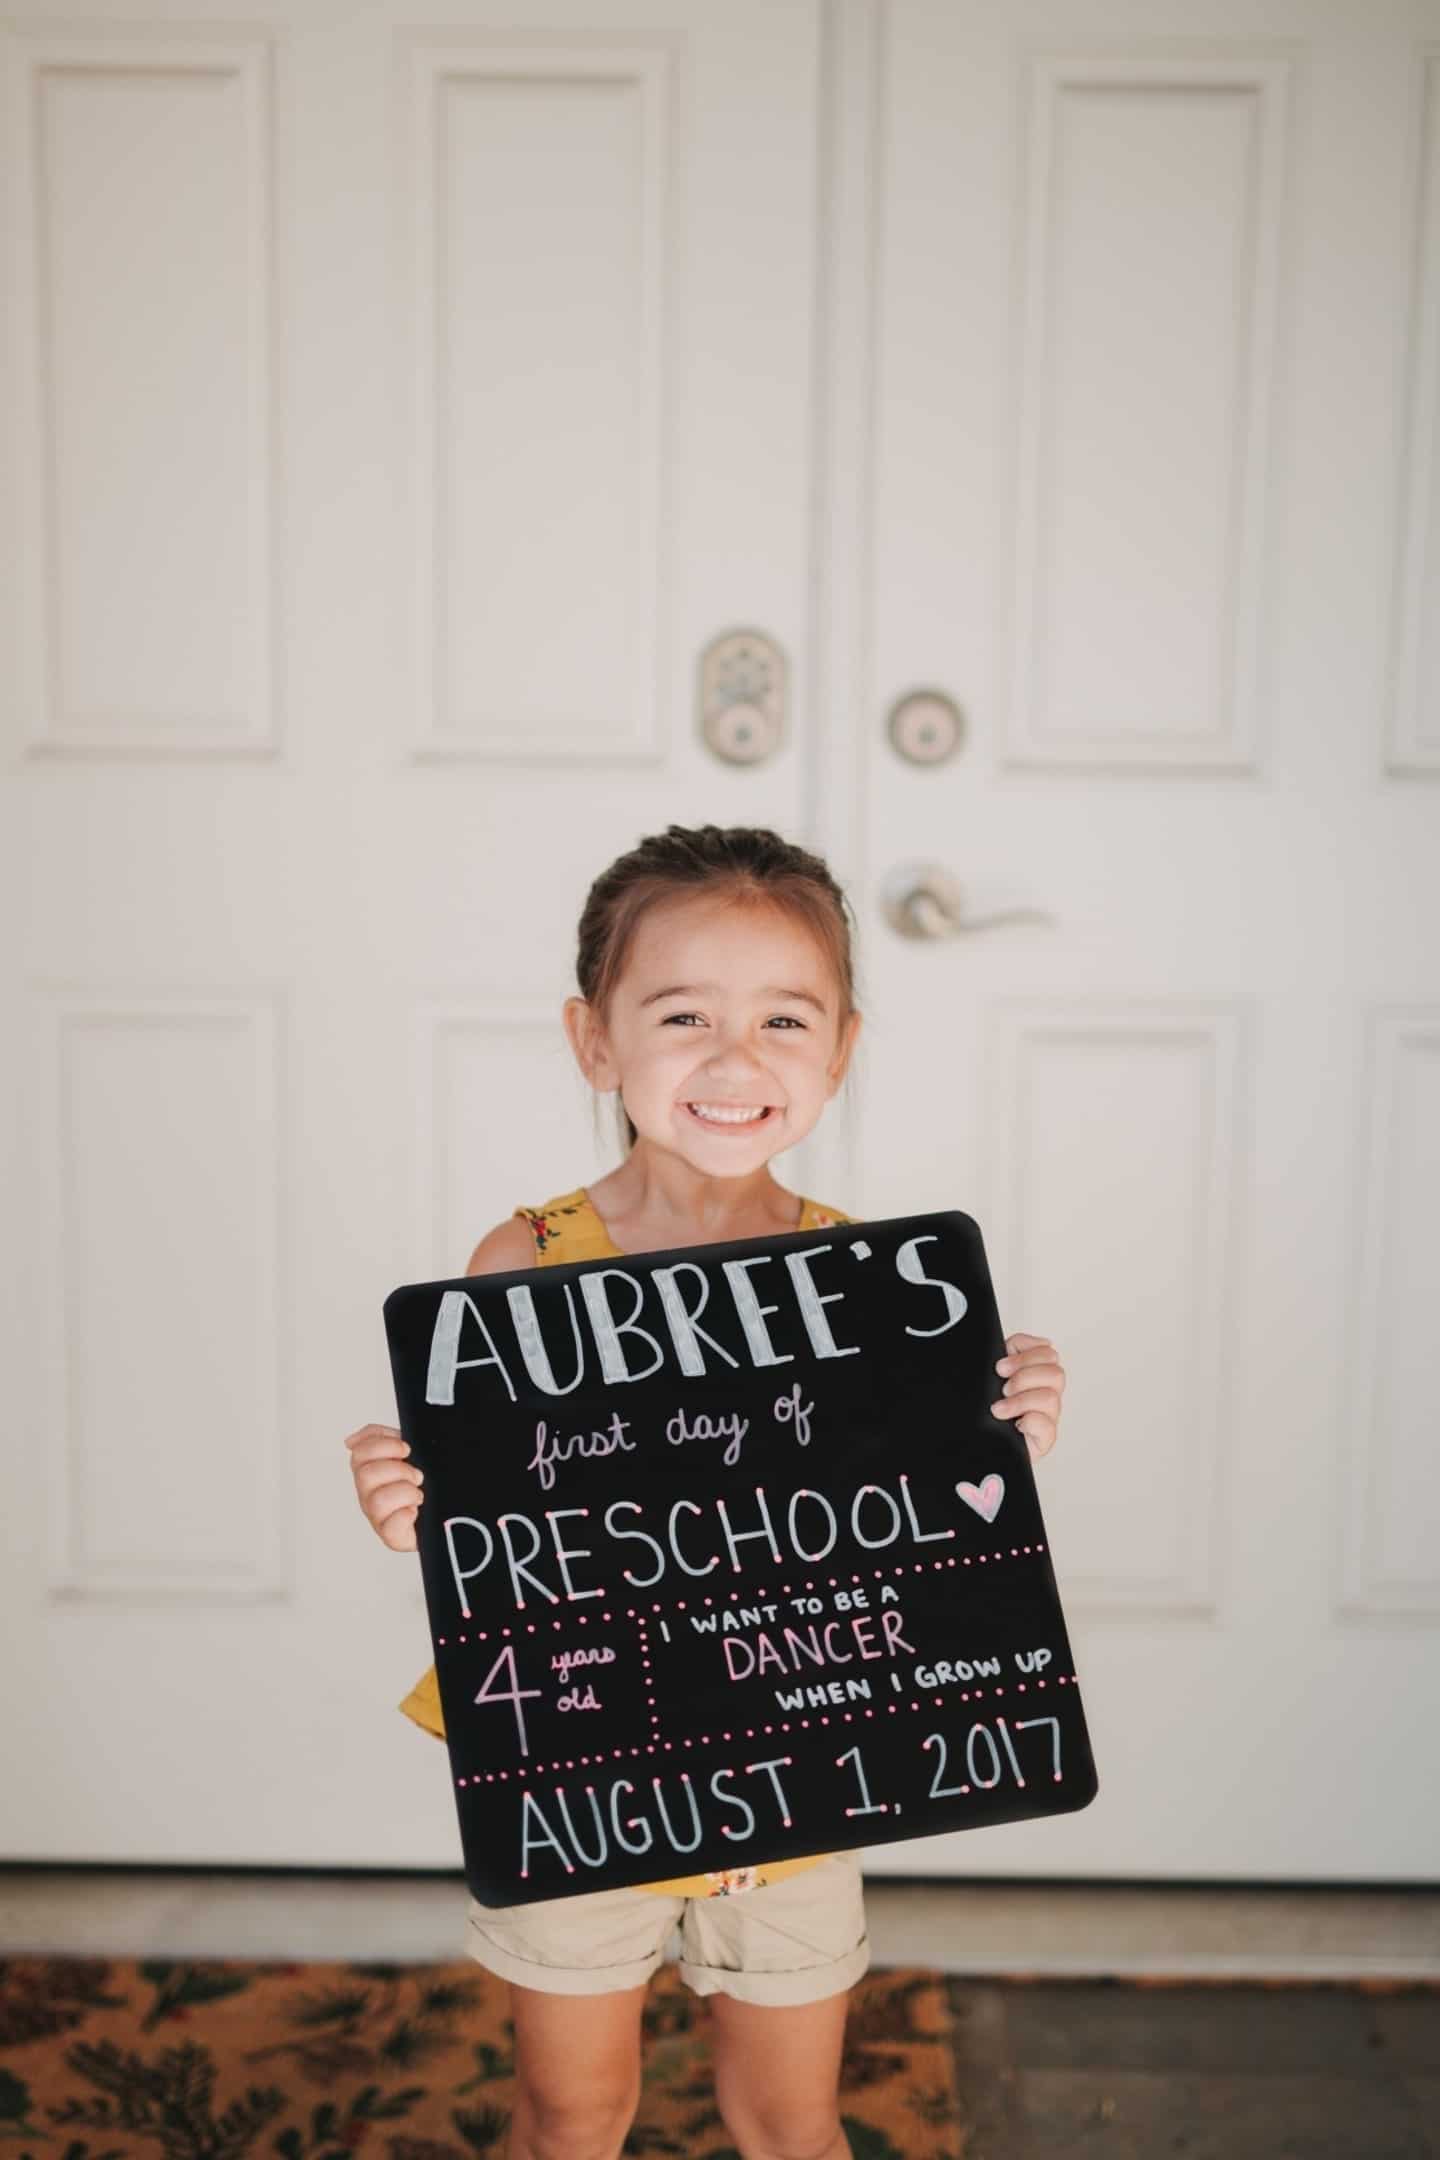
xmin=698 ymin=628 xmax=786 ymax=765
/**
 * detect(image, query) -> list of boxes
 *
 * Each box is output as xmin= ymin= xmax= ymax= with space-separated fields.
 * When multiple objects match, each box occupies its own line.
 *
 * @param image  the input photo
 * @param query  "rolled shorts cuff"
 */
xmin=677 ymin=1929 xmax=872 ymax=2007
xmin=463 ymin=1903 xmax=670 ymax=1997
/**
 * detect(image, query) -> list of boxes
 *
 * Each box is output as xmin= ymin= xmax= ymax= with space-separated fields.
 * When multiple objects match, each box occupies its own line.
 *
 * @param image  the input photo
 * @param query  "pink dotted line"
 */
xmin=454 ymin=1673 xmax=1078 ymax=1785
xmin=635 ymin=1612 xmax=659 ymax=1737
xmin=436 ymin=1550 xmax=1048 ymax=1645
xmin=438 ymin=1608 xmax=619 ymax=1647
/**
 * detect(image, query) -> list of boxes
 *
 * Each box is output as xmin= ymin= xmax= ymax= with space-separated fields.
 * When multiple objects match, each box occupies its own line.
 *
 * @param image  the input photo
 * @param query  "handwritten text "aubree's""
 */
xmin=425 ymin=1234 xmax=968 ymax=1407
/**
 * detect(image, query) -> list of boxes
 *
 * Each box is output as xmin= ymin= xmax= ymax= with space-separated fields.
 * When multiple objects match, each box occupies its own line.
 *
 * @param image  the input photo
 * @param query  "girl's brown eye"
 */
xmin=660 ymin=1012 xmax=806 ymax=1028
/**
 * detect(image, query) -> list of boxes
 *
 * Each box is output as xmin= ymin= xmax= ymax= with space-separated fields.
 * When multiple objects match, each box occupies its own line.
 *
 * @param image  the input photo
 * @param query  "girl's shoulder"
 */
xmin=511 ymin=1187 xmax=858 ymax=1265
xmin=512 ymin=1187 xmax=608 ymax=1263
xmin=802 ymin=1197 xmax=856 ymax=1229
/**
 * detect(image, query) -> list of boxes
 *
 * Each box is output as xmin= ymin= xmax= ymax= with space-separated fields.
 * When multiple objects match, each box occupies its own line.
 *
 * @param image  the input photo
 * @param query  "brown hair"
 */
xmin=574 ymin=823 xmax=862 ymax=1154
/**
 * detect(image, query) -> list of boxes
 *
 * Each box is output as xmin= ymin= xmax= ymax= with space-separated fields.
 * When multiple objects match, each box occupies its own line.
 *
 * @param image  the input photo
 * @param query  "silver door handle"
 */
xmin=881 ymin=861 xmax=1056 ymax=941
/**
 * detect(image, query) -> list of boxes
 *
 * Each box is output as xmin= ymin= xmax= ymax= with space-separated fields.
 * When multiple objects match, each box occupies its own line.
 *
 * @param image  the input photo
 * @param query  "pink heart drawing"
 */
xmin=955 ymin=1474 xmax=1005 ymax=1523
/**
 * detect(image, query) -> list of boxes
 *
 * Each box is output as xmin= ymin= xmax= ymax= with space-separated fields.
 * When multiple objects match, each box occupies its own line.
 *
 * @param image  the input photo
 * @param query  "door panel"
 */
xmin=2 ymin=0 xmax=822 ymax=1866
xmin=844 ymin=0 xmax=1439 ymax=1879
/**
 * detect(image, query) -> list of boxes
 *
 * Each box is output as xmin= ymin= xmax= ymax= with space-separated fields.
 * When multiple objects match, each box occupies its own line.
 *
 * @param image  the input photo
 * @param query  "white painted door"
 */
xmin=807 ymin=0 xmax=1440 ymax=1880
xmin=5 ymin=0 xmax=1436 ymax=1890
xmin=2 ymin=0 xmax=826 ymax=1868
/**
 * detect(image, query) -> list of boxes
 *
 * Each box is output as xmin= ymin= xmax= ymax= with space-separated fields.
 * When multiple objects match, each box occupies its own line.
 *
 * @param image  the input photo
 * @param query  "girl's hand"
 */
xmin=990 ymin=1332 xmax=1066 ymax=1461
xmin=345 ymin=1422 xmax=424 ymax=1550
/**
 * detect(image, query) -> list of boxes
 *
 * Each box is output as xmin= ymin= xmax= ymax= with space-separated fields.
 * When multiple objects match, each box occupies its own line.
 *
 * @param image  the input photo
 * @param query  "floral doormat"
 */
xmin=0 ymin=1956 xmax=964 ymax=2160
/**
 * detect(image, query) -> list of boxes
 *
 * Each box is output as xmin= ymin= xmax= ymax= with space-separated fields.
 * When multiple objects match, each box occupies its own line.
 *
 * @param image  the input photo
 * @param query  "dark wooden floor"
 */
xmin=944 ymin=1977 xmax=1440 ymax=2158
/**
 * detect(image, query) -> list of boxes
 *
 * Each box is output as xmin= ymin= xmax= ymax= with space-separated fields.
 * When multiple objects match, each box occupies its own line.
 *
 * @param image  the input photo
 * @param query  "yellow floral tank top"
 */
xmin=398 ymin=1183 xmax=857 ymax=1898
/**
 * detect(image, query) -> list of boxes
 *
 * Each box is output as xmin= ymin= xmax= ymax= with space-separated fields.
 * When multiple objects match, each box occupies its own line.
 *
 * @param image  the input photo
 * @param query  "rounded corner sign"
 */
xmin=383 ymin=1209 xmax=1098 ymax=1907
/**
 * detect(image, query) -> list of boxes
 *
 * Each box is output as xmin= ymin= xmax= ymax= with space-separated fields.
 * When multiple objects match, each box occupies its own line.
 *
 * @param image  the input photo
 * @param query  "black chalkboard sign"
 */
xmin=384 ymin=1209 xmax=1098 ymax=1906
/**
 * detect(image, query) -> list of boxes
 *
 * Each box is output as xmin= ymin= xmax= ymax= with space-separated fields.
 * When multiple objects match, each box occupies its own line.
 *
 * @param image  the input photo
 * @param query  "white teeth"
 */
xmin=687 ymin=1102 xmax=769 ymax=1124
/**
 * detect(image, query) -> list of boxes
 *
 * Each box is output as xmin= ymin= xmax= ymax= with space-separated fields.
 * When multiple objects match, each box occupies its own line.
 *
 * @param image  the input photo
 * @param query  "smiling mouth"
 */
xmin=683 ymin=1101 xmax=777 ymax=1129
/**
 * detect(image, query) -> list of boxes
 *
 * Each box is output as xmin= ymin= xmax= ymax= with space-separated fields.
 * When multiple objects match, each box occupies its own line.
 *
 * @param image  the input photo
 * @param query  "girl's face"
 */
xmin=566 ymin=893 xmax=860 ymax=1170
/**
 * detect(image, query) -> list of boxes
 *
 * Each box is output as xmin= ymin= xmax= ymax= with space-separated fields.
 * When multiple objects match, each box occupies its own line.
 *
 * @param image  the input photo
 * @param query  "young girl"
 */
xmin=345 ymin=822 xmax=1066 ymax=2160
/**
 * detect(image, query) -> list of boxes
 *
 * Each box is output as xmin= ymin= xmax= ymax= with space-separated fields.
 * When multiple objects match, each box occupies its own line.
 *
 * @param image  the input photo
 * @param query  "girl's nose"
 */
xmin=701 ymin=1062 xmax=767 ymax=1091
xmin=704 ymin=1045 xmax=766 ymax=1073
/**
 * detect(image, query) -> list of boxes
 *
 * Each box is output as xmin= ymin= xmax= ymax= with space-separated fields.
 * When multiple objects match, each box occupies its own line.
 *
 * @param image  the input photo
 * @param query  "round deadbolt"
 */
xmin=706 ymin=698 xmax=774 ymax=763
xmin=886 ymin=689 xmax=964 ymax=766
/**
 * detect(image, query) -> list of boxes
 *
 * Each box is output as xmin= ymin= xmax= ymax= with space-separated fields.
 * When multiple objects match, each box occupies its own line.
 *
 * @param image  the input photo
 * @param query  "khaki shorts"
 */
xmin=463 ymin=1850 xmax=869 ymax=2006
